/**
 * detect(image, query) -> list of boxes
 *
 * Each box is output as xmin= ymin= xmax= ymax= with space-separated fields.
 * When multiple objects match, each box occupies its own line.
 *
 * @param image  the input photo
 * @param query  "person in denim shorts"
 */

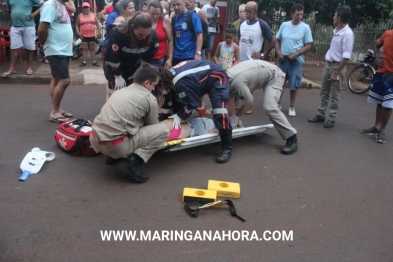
xmin=275 ymin=3 xmax=313 ymax=117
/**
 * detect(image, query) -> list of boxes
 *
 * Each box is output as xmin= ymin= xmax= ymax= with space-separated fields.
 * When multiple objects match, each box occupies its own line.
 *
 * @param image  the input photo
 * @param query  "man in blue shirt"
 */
xmin=275 ymin=3 xmax=313 ymax=117
xmin=171 ymin=0 xmax=203 ymax=65
xmin=2 ymin=0 xmax=43 ymax=78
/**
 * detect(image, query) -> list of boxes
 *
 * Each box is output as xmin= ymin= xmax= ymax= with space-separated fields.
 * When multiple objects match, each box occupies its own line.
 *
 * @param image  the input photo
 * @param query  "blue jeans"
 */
xmin=277 ymin=58 xmax=303 ymax=91
xmin=207 ymin=33 xmax=216 ymax=52
xmin=150 ymin=57 xmax=165 ymax=68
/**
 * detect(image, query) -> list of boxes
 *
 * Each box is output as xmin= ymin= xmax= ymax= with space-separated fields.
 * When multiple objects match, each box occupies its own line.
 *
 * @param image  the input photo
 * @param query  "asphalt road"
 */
xmin=1 ymin=84 xmax=392 ymax=261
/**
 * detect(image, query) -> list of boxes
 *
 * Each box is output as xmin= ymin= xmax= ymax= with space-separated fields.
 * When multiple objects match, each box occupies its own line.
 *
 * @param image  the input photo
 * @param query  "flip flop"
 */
xmin=26 ymin=70 xmax=33 ymax=75
xmin=49 ymin=116 xmax=69 ymax=123
xmin=2 ymin=71 xmax=16 ymax=78
xmin=61 ymin=112 xmax=73 ymax=118
xmin=245 ymin=110 xmax=252 ymax=114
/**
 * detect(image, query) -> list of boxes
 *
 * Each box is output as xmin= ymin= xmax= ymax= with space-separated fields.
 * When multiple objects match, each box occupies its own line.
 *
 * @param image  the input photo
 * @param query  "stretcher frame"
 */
xmin=165 ymin=124 xmax=274 ymax=151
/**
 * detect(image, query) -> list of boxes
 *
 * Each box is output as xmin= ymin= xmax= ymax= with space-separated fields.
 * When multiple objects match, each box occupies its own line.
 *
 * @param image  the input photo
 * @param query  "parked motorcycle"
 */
xmin=72 ymin=38 xmax=83 ymax=60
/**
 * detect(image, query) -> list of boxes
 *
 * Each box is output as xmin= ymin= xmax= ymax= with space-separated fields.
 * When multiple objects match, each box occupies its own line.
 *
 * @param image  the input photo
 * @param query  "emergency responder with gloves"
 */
xmin=159 ymin=60 xmax=233 ymax=163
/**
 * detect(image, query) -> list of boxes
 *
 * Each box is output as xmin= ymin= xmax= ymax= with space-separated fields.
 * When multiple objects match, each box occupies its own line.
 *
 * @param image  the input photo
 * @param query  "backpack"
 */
xmin=172 ymin=10 xmax=209 ymax=50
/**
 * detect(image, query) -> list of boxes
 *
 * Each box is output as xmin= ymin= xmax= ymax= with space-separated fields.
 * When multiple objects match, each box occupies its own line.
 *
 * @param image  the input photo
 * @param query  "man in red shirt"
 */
xmin=361 ymin=30 xmax=393 ymax=144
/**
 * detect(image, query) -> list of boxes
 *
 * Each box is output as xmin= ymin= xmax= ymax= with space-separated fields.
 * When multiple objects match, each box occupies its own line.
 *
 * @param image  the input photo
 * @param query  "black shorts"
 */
xmin=46 ymin=55 xmax=70 ymax=79
xmin=82 ymin=36 xmax=96 ymax=43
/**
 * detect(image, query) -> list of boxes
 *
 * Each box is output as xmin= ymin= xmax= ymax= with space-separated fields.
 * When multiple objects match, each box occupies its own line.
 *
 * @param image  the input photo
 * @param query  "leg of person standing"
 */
xmin=47 ymin=56 xmax=71 ymax=123
xmin=23 ymin=27 xmax=36 ymax=75
xmin=207 ymin=77 xmax=232 ymax=163
xmin=308 ymin=63 xmax=331 ymax=123
xmin=287 ymin=59 xmax=303 ymax=117
xmin=80 ymin=40 xmax=88 ymax=67
xmin=88 ymin=40 xmax=99 ymax=66
xmin=2 ymin=27 xmax=20 ymax=77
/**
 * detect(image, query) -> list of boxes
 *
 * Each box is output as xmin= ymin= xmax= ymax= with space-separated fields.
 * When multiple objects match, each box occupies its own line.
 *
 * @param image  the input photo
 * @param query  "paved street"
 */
xmin=0 ymin=81 xmax=392 ymax=261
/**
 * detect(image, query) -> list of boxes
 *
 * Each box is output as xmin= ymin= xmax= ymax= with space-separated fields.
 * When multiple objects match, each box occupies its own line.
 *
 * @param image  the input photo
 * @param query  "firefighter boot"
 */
xmin=216 ymin=129 xmax=232 ymax=163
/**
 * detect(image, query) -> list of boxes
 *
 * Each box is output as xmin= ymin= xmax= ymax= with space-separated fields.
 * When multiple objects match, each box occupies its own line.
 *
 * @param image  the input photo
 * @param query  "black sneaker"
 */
xmin=92 ymin=61 xmax=100 ymax=67
xmin=281 ymin=134 xmax=298 ymax=155
xmin=115 ymin=154 xmax=149 ymax=183
xmin=361 ymin=126 xmax=380 ymax=135
xmin=79 ymin=62 xmax=87 ymax=67
xmin=308 ymin=115 xmax=325 ymax=123
xmin=375 ymin=131 xmax=386 ymax=144
xmin=323 ymin=120 xmax=335 ymax=128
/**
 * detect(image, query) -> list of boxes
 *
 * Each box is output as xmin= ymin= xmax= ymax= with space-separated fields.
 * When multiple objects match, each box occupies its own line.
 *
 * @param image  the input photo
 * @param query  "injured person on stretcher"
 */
xmin=161 ymin=117 xmax=243 ymax=141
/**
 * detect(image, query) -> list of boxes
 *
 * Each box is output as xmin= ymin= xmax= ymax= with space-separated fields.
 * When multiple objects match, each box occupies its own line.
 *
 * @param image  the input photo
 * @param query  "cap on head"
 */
xmin=82 ymin=2 xmax=90 ymax=7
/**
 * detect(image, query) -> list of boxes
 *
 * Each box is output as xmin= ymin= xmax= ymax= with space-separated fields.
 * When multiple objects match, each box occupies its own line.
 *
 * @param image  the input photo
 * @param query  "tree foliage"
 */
xmin=240 ymin=0 xmax=393 ymax=26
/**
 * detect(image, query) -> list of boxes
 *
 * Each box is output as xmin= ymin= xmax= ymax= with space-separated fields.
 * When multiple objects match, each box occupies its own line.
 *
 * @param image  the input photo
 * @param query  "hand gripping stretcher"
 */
xmin=165 ymin=124 xmax=274 ymax=151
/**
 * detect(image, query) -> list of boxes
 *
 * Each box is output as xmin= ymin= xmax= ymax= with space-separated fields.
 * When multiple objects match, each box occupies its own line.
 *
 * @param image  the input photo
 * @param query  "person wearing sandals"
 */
xmin=75 ymin=2 xmax=102 ymax=67
xmin=361 ymin=29 xmax=393 ymax=144
xmin=38 ymin=0 xmax=74 ymax=123
xmin=2 ymin=0 xmax=43 ymax=78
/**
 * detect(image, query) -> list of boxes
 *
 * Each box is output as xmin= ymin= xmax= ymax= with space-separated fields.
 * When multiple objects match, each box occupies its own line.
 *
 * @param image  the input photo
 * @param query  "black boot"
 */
xmin=105 ymin=156 xmax=116 ymax=165
xmin=281 ymin=134 xmax=298 ymax=155
xmin=116 ymin=153 xmax=149 ymax=182
xmin=216 ymin=129 xmax=232 ymax=163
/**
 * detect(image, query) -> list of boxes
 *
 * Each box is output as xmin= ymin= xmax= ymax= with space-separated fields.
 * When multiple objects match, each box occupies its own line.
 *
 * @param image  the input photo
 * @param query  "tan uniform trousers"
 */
xmin=262 ymin=74 xmax=297 ymax=140
xmin=90 ymin=124 xmax=170 ymax=163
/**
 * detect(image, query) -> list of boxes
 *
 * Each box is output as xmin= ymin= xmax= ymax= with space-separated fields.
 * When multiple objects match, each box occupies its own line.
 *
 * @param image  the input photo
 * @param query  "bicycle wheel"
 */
xmin=348 ymin=65 xmax=374 ymax=94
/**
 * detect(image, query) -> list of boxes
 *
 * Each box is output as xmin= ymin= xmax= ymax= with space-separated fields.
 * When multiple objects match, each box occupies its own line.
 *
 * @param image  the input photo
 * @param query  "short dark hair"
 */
xmin=336 ymin=5 xmax=351 ymax=24
xmin=291 ymin=3 xmax=304 ymax=14
xmin=148 ymin=0 xmax=162 ymax=13
xmin=142 ymin=1 xmax=148 ymax=6
xmin=225 ymin=23 xmax=237 ymax=35
xmin=133 ymin=63 xmax=160 ymax=85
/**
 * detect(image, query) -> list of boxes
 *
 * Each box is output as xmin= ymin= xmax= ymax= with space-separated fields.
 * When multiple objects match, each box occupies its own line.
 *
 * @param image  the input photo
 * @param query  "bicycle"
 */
xmin=347 ymin=49 xmax=377 ymax=94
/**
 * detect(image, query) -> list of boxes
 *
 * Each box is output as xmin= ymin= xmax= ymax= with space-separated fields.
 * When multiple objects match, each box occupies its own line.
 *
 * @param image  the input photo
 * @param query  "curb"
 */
xmin=1 ymin=70 xmax=322 ymax=88
xmin=1 ymin=73 xmax=85 ymax=85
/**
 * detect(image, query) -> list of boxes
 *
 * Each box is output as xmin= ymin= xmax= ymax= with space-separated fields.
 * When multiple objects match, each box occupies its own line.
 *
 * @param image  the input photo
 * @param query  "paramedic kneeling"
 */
xmin=89 ymin=64 xmax=170 ymax=183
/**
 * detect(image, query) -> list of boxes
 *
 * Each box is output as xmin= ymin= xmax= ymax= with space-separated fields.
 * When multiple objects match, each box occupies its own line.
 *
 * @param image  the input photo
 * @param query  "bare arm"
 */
xmin=330 ymin=58 xmax=349 ymax=82
xmin=99 ymin=9 xmax=108 ymax=21
xmin=232 ymin=45 xmax=240 ymax=66
xmin=75 ymin=14 xmax=82 ymax=38
xmin=213 ymin=42 xmax=221 ymax=64
xmin=289 ymin=42 xmax=312 ymax=61
xmin=163 ymin=17 xmax=173 ymax=68
xmin=262 ymin=35 xmax=277 ymax=57
xmin=95 ymin=15 xmax=102 ymax=39
xmin=375 ymin=41 xmax=383 ymax=68
xmin=194 ymin=33 xmax=202 ymax=60
xmin=30 ymin=7 xmax=41 ymax=19
xmin=64 ymin=0 xmax=76 ymax=13
xmin=38 ymin=21 xmax=50 ymax=45
xmin=198 ymin=9 xmax=208 ymax=23
xmin=275 ymin=38 xmax=284 ymax=62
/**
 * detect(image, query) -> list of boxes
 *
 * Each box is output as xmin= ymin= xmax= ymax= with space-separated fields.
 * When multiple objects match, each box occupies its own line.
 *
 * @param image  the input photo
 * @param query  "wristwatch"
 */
xmin=260 ymin=53 xmax=264 ymax=60
xmin=196 ymin=51 xmax=202 ymax=55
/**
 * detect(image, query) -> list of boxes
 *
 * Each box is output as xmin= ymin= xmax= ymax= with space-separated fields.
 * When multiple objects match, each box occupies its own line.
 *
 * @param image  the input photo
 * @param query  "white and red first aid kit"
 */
xmin=55 ymin=119 xmax=99 ymax=156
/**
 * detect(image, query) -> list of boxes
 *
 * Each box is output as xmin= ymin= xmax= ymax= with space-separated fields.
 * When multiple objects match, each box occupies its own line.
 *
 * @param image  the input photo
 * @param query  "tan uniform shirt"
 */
xmin=92 ymin=83 xmax=159 ymax=141
xmin=227 ymin=60 xmax=285 ymax=104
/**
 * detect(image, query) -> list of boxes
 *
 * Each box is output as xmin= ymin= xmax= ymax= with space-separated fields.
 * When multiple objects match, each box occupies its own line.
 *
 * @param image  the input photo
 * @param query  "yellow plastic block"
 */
xmin=207 ymin=180 xmax=240 ymax=198
xmin=182 ymin=188 xmax=217 ymax=204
